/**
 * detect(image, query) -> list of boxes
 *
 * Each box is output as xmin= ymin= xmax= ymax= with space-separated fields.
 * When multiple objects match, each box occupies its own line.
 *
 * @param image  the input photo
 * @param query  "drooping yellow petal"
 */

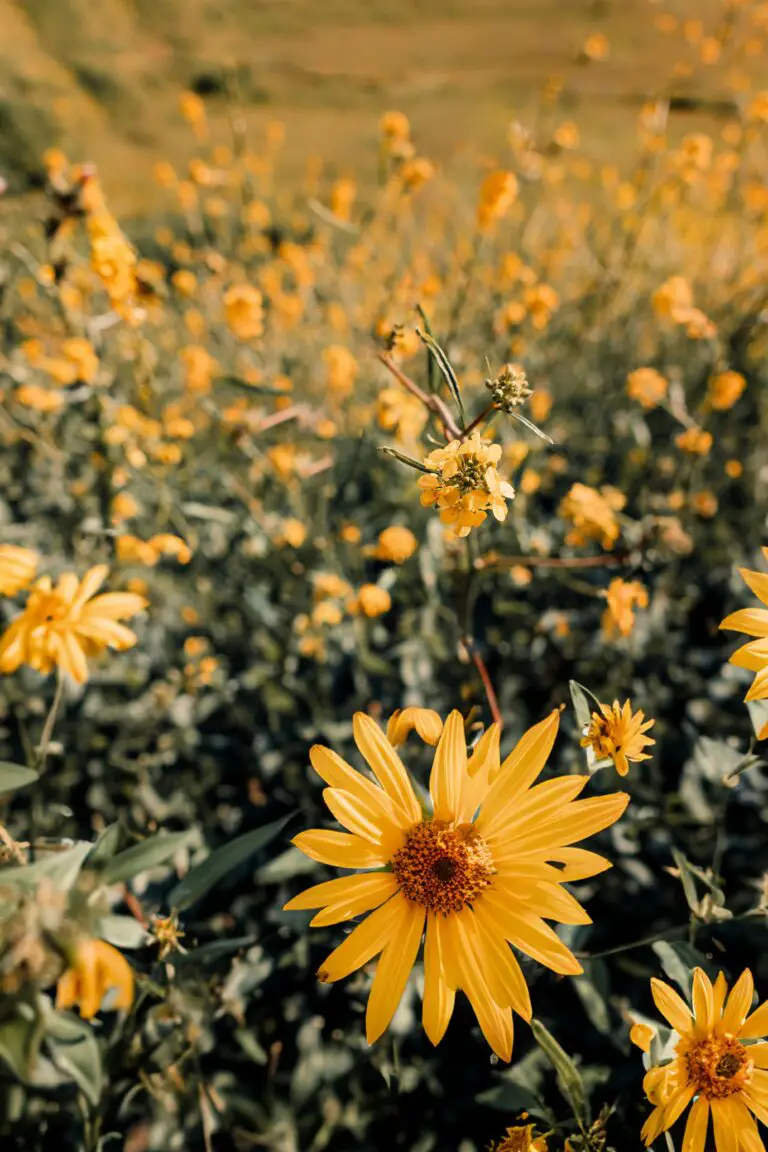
xmin=322 ymin=788 xmax=405 ymax=855
xmin=650 ymin=977 xmax=694 ymax=1035
xmin=722 ymin=968 xmax=754 ymax=1034
xmin=422 ymin=913 xmax=456 ymax=1046
xmin=386 ymin=707 xmax=443 ymax=747
xmin=738 ymin=567 xmax=768 ymax=608
xmin=710 ymin=1097 xmax=740 ymax=1152
xmin=292 ymin=829 xmax=388 ymax=869
xmin=681 ymin=1094 xmax=709 ymax=1152
xmin=445 ymin=912 xmax=514 ymax=1061
xmin=475 ymin=711 xmax=560 ymax=839
xmin=661 ymin=1083 xmax=696 ymax=1132
xmin=284 ymin=872 xmax=398 ymax=912
xmin=469 ymin=901 xmax=532 ymax=1020
xmin=316 ymin=891 xmax=408 ymax=983
xmin=691 ymin=967 xmax=715 ymax=1034
xmin=531 ymin=881 xmax=592 ymax=926
xmin=546 ymin=848 xmax=613 ymax=881
xmin=429 ymin=710 xmax=467 ymax=823
xmin=309 ymin=745 xmax=411 ymax=829
xmin=641 ymin=1105 xmax=667 ymax=1147
xmin=366 ymin=900 xmax=425 ymax=1043
xmin=352 ymin=713 xmax=421 ymax=822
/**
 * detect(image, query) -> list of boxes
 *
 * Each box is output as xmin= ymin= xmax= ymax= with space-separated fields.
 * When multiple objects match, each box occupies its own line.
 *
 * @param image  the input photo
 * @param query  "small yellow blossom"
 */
xmin=350 ymin=585 xmax=392 ymax=617
xmin=56 ymin=939 xmax=134 ymax=1019
xmin=224 ymin=285 xmax=264 ymax=340
xmin=581 ymin=699 xmax=655 ymax=776
xmin=708 ymin=370 xmax=746 ymax=411
xmin=559 ymin=483 xmax=625 ymax=549
xmin=323 ymin=345 xmax=358 ymax=399
xmin=675 ymin=427 xmax=713 ymax=456
xmin=627 ymin=368 xmax=667 ymax=410
xmin=582 ymin=31 xmax=610 ymax=60
xmin=379 ymin=110 xmax=411 ymax=142
xmin=418 ymin=433 xmax=515 ymax=539
xmin=477 ymin=170 xmax=518 ymax=230
xmin=371 ymin=526 xmax=418 ymax=564
xmin=15 ymin=385 xmax=64 ymax=413
xmin=602 ymin=578 xmax=649 ymax=640
xmin=0 ymin=546 xmax=38 ymax=598
xmin=490 ymin=1123 xmax=548 ymax=1152
xmin=274 ymin=519 xmax=307 ymax=548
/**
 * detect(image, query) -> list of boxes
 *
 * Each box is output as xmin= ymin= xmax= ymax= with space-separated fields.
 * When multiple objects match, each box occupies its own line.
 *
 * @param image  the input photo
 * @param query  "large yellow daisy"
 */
xmin=720 ymin=551 xmax=768 ymax=702
xmin=642 ymin=966 xmax=768 ymax=1150
xmin=285 ymin=709 xmax=629 ymax=1060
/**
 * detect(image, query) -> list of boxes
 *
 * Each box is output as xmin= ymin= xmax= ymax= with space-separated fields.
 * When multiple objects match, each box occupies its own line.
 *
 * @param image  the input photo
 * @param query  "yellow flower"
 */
xmin=676 ymin=427 xmax=713 ymax=456
xmin=87 ymin=205 xmax=141 ymax=324
xmin=285 ymin=710 xmax=628 ymax=1059
xmin=62 ymin=338 xmax=99 ymax=384
xmin=116 ymin=535 xmax=159 ymax=566
xmin=477 ymin=170 xmax=519 ymax=230
xmin=630 ymin=1021 xmax=657 ymax=1052
xmin=582 ymin=31 xmax=609 ymax=60
xmin=56 ymin=939 xmax=134 ymax=1020
xmin=652 ymin=275 xmax=694 ymax=320
xmin=273 ymin=519 xmax=307 ymax=548
xmin=418 ymin=433 xmax=515 ymax=539
xmin=377 ymin=387 xmax=428 ymax=447
xmin=15 ymin=384 xmax=64 ymax=413
xmin=323 ymin=345 xmax=358 ymax=399
xmin=148 ymin=534 xmax=192 ymax=564
xmin=708 ymin=371 xmax=747 ymax=411
xmin=0 ymin=546 xmax=38 ymax=597
xmin=386 ymin=707 xmax=443 ymax=747
xmin=224 ymin=284 xmax=264 ymax=340
xmin=351 ymin=585 xmax=392 ymax=618
xmin=627 ymin=368 xmax=668 ymax=410
xmin=0 ymin=565 xmax=147 ymax=684
xmin=581 ymin=700 xmax=655 ymax=777
xmin=490 ymin=1123 xmax=548 ymax=1152
xmin=559 ymin=483 xmax=625 ymax=550
xmin=371 ymin=526 xmax=418 ymax=564
xmin=641 ymin=967 xmax=768 ymax=1149
xmin=380 ymin=110 xmax=411 ymax=142
xmin=720 ymin=550 xmax=768 ymax=701
xmin=602 ymin=578 xmax=649 ymax=640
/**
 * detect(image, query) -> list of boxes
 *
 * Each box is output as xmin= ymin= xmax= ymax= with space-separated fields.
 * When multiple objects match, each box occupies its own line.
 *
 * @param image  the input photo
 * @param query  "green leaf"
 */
xmin=510 ymin=410 xmax=554 ymax=443
xmin=570 ymin=680 xmax=599 ymax=730
xmin=0 ymin=761 xmax=38 ymax=793
xmin=747 ymin=700 xmax=768 ymax=743
xmin=0 ymin=1012 xmax=37 ymax=1080
xmin=670 ymin=848 xmax=701 ymax=915
xmin=416 ymin=328 xmax=465 ymax=424
xmin=86 ymin=822 xmax=124 ymax=867
xmin=652 ymin=941 xmax=694 ymax=996
xmin=46 ymin=1028 xmax=102 ymax=1106
xmin=2 ymin=841 xmax=92 ymax=890
xmin=97 ymin=914 xmax=149 ymax=949
xmin=168 ymin=815 xmax=292 ymax=910
xmin=572 ymin=968 xmax=611 ymax=1036
xmin=531 ymin=1017 xmax=589 ymax=1127
xmin=100 ymin=829 xmax=195 ymax=885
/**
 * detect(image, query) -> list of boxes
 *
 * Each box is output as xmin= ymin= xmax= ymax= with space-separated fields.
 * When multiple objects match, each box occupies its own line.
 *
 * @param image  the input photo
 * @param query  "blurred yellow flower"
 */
xmin=339 ymin=523 xmax=362 ymax=544
xmin=477 ymin=170 xmax=518 ymax=230
xmin=490 ymin=1124 xmax=548 ymax=1152
xmin=675 ymin=427 xmax=713 ymax=456
xmin=691 ymin=491 xmax=718 ymax=519
xmin=602 ymin=578 xmax=649 ymax=640
xmin=0 ymin=546 xmax=38 ymax=597
xmin=582 ymin=31 xmax=610 ymax=60
xmin=224 ymin=284 xmax=264 ymax=340
xmin=371 ymin=526 xmax=418 ymax=564
xmin=581 ymin=700 xmax=655 ymax=776
xmin=652 ymin=275 xmax=693 ymax=320
xmin=529 ymin=389 xmax=553 ymax=423
xmin=720 ymin=550 xmax=768 ymax=702
xmin=559 ymin=483 xmax=625 ymax=549
xmin=274 ymin=519 xmax=307 ymax=548
xmin=380 ymin=110 xmax=411 ymax=142
xmin=708 ymin=370 xmax=746 ymax=411
xmin=15 ymin=384 xmax=64 ymax=413
xmin=285 ymin=709 xmax=627 ymax=1059
xmin=0 ymin=565 xmax=147 ymax=683
xmin=56 ymin=939 xmax=133 ymax=1019
xmin=377 ymin=387 xmax=428 ymax=447
xmin=351 ymin=584 xmax=392 ymax=617
xmin=386 ymin=707 xmax=443 ymax=747
xmin=323 ymin=345 xmax=358 ymax=399
xmin=627 ymin=368 xmax=667 ymax=410
xmin=418 ymin=433 xmax=515 ymax=539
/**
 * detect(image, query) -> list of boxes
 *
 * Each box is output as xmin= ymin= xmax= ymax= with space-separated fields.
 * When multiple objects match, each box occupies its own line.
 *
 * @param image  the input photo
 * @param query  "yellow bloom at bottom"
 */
xmin=285 ymin=709 xmax=628 ymax=1060
xmin=641 ymin=967 xmax=768 ymax=1150
xmin=490 ymin=1124 xmax=548 ymax=1152
xmin=56 ymin=939 xmax=134 ymax=1020
xmin=581 ymin=700 xmax=655 ymax=777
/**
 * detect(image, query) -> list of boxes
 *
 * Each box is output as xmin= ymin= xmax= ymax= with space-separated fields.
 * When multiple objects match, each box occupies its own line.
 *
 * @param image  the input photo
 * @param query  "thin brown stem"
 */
xmin=464 ymin=639 xmax=503 ymax=730
xmin=461 ymin=403 xmax=496 ymax=439
xmin=477 ymin=552 xmax=630 ymax=571
xmin=377 ymin=353 xmax=462 ymax=439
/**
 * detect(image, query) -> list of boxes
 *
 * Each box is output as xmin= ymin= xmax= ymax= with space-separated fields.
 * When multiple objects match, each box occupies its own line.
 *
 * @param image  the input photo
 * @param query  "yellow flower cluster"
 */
xmin=418 ymin=434 xmax=515 ymax=538
xmin=559 ymin=483 xmax=625 ymax=549
xmin=602 ymin=578 xmax=649 ymax=640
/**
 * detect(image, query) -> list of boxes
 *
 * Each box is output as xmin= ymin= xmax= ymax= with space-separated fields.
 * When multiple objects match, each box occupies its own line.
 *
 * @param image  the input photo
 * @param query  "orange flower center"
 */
xmin=391 ymin=820 xmax=494 ymax=914
xmin=683 ymin=1036 xmax=752 ymax=1099
xmin=28 ymin=591 xmax=69 ymax=627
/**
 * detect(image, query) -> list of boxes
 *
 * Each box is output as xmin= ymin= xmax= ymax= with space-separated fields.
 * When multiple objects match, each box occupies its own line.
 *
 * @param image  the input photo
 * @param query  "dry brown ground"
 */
xmin=0 ymin=0 xmax=754 ymax=215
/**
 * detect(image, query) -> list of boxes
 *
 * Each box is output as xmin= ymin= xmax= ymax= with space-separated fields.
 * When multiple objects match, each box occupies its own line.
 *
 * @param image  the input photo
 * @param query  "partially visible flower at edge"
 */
xmin=56 ymin=938 xmax=134 ymax=1019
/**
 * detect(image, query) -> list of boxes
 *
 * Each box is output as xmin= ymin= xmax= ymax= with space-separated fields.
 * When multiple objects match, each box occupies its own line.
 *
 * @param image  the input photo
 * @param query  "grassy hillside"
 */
xmin=0 ymin=0 xmax=745 ymax=214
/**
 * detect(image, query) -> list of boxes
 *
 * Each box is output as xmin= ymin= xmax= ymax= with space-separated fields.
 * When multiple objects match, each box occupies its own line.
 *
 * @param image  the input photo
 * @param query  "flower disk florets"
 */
xmin=391 ymin=819 xmax=495 ymax=914
xmin=485 ymin=364 xmax=532 ymax=412
xmin=418 ymin=432 xmax=515 ymax=538
xmin=682 ymin=1035 xmax=752 ymax=1100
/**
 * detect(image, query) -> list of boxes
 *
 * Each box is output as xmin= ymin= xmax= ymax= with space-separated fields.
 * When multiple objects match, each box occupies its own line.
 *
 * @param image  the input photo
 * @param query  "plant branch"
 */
xmin=377 ymin=353 xmax=462 ymax=439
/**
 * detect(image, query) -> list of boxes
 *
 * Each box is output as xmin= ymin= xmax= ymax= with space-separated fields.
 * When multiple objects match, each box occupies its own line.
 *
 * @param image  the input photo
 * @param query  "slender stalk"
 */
xmin=461 ymin=403 xmax=496 ymax=439
xmin=377 ymin=353 xmax=462 ymax=440
xmin=35 ymin=674 xmax=66 ymax=773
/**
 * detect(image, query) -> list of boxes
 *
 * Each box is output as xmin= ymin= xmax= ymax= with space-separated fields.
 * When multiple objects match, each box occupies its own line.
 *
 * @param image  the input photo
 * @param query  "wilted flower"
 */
xmin=581 ymin=700 xmax=655 ymax=776
xmin=56 ymin=939 xmax=134 ymax=1019
xmin=602 ymin=578 xmax=649 ymax=640
xmin=418 ymin=433 xmax=515 ymax=539
xmin=0 ymin=565 xmax=147 ymax=683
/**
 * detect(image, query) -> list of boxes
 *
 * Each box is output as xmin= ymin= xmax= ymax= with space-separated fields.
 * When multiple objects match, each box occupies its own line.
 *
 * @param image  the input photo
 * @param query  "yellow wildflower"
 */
xmin=377 ymin=387 xmax=428 ymax=447
xmin=371 ymin=526 xmax=418 ymax=564
xmin=708 ymin=370 xmax=746 ymax=411
xmin=224 ymin=285 xmax=264 ymax=341
xmin=350 ymin=585 xmax=392 ymax=617
xmin=627 ymin=368 xmax=668 ymax=410
xmin=418 ymin=433 xmax=515 ymax=539
xmin=559 ymin=483 xmax=625 ymax=549
xmin=56 ymin=939 xmax=134 ymax=1020
xmin=273 ymin=519 xmax=307 ymax=548
xmin=490 ymin=1124 xmax=548 ymax=1152
xmin=0 ymin=546 xmax=38 ymax=597
xmin=582 ymin=31 xmax=609 ymax=60
xmin=676 ymin=427 xmax=713 ymax=456
xmin=581 ymin=700 xmax=655 ymax=777
xmin=15 ymin=385 xmax=64 ymax=413
xmin=323 ymin=345 xmax=358 ymax=399
xmin=0 ymin=565 xmax=147 ymax=684
xmin=477 ymin=170 xmax=518 ymax=230
xmin=602 ymin=578 xmax=649 ymax=640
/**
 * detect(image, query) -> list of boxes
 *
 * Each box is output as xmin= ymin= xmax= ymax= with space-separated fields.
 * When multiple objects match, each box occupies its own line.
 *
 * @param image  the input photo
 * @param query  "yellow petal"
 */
xmin=726 ymin=1098 xmax=763 ymax=1152
xmin=650 ymin=977 xmax=693 ymax=1034
xmin=496 ymin=792 xmax=629 ymax=856
xmin=317 ymin=891 xmax=408 ymax=983
xmin=475 ymin=711 xmax=560 ymax=839
xmin=485 ymin=775 xmax=589 ymax=850
xmin=458 ymin=723 xmax=501 ymax=823
xmin=681 ymin=1094 xmax=709 ymax=1152
xmin=469 ymin=901 xmax=532 ymax=1020
xmin=70 ymin=565 xmax=109 ymax=612
xmin=691 ymin=967 xmax=714 ymax=1034
xmin=445 ymin=912 xmax=514 ymax=1061
xmin=478 ymin=891 xmax=583 ymax=975
xmin=745 ymin=665 xmax=768 ymax=702
xmin=386 ymin=707 xmax=443 ymax=747
xmin=76 ymin=619 xmax=138 ymax=650
xmin=661 ymin=1083 xmax=696 ymax=1132
xmin=739 ymin=567 xmax=768 ymax=608
xmin=532 ymin=881 xmax=592 ymax=926
xmin=722 ymin=968 xmax=754 ymax=1034
xmin=284 ymin=872 xmax=398 ymax=911
xmin=365 ymin=900 xmax=425 ymax=1043
xmin=741 ymin=997 xmax=768 ymax=1040
xmin=719 ymin=608 xmax=768 ymax=637
xmin=352 ymin=713 xmax=421 ymax=822
xmin=309 ymin=745 xmax=410 ymax=829
xmin=429 ymin=710 xmax=467 ymax=823
xmin=292 ymin=829 xmax=388 ymax=869
xmin=55 ymin=967 xmax=81 ymax=1012
xmin=712 ymin=970 xmax=728 ymax=1020
xmin=80 ymin=591 xmax=148 ymax=620
xmin=60 ymin=631 xmax=89 ymax=684
xmin=422 ymin=913 xmax=456 ymax=1046
xmin=710 ymin=1097 xmax=739 ymax=1152
xmin=310 ymin=881 xmax=399 ymax=926
xmin=547 ymin=848 xmax=612 ymax=881
xmin=322 ymin=788 xmax=405 ymax=855
xmin=641 ymin=1105 xmax=667 ymax=1147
